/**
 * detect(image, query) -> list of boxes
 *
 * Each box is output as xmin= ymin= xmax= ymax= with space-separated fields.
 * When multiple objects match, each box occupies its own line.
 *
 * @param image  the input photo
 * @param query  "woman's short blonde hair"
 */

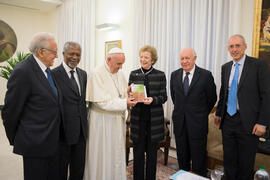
xmin=139 ymin=45 xmax=158 ymax=65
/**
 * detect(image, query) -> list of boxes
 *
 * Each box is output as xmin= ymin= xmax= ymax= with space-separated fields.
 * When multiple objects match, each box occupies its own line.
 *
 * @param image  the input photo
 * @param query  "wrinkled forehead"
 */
xmin=47 ymin=39 xmax=57 ymax=48
xmin=180 ymin=49 xmax=193 ymax=58
xmin=228 ymin=36 xmax=244 ymax=45
xmin=140 ymin=50 xmax=151 ymax=55
xmin=111 ymin=53 xmax=125 ymax=61
xmin=67 ymin=44 xmax=81 ymax=51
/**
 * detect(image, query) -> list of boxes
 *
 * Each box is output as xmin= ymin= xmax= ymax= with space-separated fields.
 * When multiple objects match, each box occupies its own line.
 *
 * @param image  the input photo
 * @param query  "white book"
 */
xmin=131 ymin=84 xmax=147 ymax=102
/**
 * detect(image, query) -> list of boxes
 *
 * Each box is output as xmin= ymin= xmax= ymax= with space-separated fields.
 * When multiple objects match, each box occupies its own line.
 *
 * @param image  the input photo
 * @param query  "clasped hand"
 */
xmin=214 ymin=116 xmax=266 ymax=137
xmin=252 ymin=124 xmax=266 ymax=136
xmin=127 ymin=97 xmax=137 ymax=107
xmin=142 ymin=97 xmax=153 ymax=105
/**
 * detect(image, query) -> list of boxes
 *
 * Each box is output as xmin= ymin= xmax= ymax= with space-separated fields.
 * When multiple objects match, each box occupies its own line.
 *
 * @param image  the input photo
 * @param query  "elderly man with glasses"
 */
xmin=2 ymin=32 xmax=62 ymax=180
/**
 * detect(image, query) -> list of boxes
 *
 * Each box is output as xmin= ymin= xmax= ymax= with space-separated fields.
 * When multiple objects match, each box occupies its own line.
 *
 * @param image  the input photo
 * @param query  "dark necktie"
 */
xmin=183 ymin=72 xmax=190 ymax=96
xmin=70 ymin=70 xmax=80 ymax=95
xmin=45 ymin=68 xmax=58 ymax=98
xmin=227 ymin=63 xmax=239 ymax=116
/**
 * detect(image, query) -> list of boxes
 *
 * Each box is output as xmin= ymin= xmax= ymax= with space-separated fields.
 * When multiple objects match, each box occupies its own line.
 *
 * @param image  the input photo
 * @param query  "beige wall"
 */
xmin=0 ymin=0 xmax=255 ymax=104
xmin=0 ymin=5 xmax=57 ymax=104
xmin=94 ymin=0 xmax=255 ymax=78
xmin=240 ymin=0 xmax=254 ymax=55
xmin=95 ymin=0 xmax=134 ymax=78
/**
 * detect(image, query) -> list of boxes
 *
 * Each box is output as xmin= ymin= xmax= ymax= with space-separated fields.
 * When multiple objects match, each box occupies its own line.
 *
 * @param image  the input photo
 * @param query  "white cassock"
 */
xmin=84 ymin=62 xmax=127 ymax=180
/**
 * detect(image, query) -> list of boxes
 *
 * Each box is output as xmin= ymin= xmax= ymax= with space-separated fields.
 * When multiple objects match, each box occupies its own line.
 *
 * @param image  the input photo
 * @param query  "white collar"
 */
xmin=33 ymin=55 xmax=47 ymax=72
xmin=183 ymin=65 xmax=195 ymax=75
xmin=104 ymin=61 xmax=114 ymax=74
xmin=233 ymin=55 xmax=246 ymax=66
xmin=62 ymin=61 xmax=77 ymax=74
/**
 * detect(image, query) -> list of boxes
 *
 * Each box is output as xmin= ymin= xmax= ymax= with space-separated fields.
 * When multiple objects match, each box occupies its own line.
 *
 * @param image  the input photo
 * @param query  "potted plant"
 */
xmin=0 ymin=51 xmax=30 ymax=110
xmin=0 ymin=51 xmax=30 ymax=80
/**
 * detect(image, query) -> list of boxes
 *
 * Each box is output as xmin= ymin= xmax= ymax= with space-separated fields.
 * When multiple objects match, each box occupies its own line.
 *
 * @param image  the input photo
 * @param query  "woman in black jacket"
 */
xmin=128 ymin=45 xmax=167 ymax=180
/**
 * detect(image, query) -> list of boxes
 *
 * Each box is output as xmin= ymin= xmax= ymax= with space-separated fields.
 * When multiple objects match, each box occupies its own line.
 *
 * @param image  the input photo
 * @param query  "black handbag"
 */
xmin=257 ymin=128 xmax=270 ymax=155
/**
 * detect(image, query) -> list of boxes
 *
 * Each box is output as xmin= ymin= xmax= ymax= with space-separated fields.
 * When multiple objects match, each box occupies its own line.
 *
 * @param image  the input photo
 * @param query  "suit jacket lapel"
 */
xmin=188 ymin=66 xmax=200 ymax=93
xmin=58 ymin=65 xmax=80 ymax=96
xmin=177 ymin=69 xmax=184 ymax=93
xmin=29 ymin=56 xmax=58 ymax=102
xmin=238 ymin=57 xmax=250 ymax=91
xmin=224 ymin=61 xmax=233 ymax=91
xmin=77 ymin=69 xmax=84 ymax=96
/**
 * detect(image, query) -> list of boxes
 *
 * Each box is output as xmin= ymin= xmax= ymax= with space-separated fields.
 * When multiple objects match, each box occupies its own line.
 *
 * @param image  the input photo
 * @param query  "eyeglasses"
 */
xmin=42 ymin=48 xmax=58 ymax=55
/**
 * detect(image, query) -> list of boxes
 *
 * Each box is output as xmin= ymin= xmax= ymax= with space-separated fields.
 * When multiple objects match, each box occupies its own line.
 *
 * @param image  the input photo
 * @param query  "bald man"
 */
xmin=84 ymin=48 xmax=136 ymax=180
xmin=170 ymin=47 xmax=217 ymax=176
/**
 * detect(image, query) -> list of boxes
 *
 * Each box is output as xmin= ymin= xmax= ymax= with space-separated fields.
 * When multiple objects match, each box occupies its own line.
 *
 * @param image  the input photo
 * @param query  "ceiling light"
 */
xmin=96 ymin=23 xmax=118 ymax=31
xmin=40 ymin=0 xmax=63 ymax=5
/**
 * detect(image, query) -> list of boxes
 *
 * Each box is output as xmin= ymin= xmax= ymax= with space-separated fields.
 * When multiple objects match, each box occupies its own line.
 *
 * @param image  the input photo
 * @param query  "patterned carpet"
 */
xmin=127 ymin=150 xmax=179 ymax=180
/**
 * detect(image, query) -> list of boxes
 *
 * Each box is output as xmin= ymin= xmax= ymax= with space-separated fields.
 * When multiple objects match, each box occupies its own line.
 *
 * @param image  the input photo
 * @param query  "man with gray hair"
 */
xmin=215 ymin=34 xmax=270 ymax=179
xmin=52 ymin=41 xmax=87 ymax=180
xmin=2 ymin=32 xmax=61 ymax=180
xmin=170 ymin=47 xmax=217 ymax=177
xmin=84 ymin=48 xmax=137 ymax=180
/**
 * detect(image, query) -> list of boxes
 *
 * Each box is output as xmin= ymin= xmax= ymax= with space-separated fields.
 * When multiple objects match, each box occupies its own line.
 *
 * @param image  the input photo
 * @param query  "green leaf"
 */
xmin=0 ymin=51 xmax=31 ymax=80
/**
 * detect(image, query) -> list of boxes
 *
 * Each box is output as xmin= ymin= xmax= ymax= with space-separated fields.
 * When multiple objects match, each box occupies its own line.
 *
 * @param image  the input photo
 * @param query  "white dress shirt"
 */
xmin=228 ymin=55 xmax=246 ymax=110
xmin=33 ymin=55 xmax=48 ymax=78
xmin=182 ymin=65 xmax=196 ymax=85
xmin=62 ymin=62 xmax=81 ymax=94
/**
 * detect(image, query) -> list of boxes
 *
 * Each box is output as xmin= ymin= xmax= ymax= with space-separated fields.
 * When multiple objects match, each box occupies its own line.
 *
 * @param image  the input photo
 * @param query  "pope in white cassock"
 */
xmin=84 ymin=48 xmax=137 ymax=180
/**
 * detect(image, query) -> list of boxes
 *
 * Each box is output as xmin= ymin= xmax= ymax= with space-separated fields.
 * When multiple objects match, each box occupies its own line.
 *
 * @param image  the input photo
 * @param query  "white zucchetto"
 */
xmin=108 ymin=47 xmax=124 ymax=55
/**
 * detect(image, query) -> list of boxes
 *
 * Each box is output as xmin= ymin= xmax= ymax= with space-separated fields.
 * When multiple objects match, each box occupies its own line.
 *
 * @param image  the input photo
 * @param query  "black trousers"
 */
xmin=133 ymin=117 xmax=158 ymax=180
xmin=23 ymin=154 xmax=59 ymax=180
xmin=222 ymin=112 xmax=258 ymax=180
xmin=59 ymin=132 xmax=86 ymax=180
xmin=175 ymin=120 xmax=207 ymax=177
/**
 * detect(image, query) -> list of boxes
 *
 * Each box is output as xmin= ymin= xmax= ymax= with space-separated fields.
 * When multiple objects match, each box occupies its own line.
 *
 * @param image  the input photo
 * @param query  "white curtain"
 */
xmin=133 ymin=0 xmax=242 ymax=147
xmin=56 ymin=0 xmax=95 ymax=73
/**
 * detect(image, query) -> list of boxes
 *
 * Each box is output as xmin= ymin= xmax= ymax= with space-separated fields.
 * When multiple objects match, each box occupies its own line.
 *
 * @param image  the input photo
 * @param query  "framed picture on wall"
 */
xmin=0 ymin=20 xmax=17 ymax=62
xmin=252 ymin=0 xmax=270 ymax=66
xmin=105 ymin=40 xmax=122 ymax=59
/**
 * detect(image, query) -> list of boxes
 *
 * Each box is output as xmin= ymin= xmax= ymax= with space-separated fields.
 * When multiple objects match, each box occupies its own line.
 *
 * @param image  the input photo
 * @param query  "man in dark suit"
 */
xmin=170 ymin=47 xmax=217 ymax=176
xmin=52 ymin=41 xmax=87 ymax=180
xmin=1 ymin=32 xmax=61 ymax=180
xmin=215 ymin=34 xmax=270 ymax=180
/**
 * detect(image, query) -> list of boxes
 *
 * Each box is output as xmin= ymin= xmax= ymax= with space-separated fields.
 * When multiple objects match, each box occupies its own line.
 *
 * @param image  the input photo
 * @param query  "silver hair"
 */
xmin=229 ymin=34 xmax=246 ymax=45
xmin=63 ymin=41 xmax=81 ymax=52
xmin=181 ymin=47 xmax=197 ymax=57
xmin=192 ymin=48 xmax=197 ymax=57
xmin=29 ymin=32 xmax=55 ymax=56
